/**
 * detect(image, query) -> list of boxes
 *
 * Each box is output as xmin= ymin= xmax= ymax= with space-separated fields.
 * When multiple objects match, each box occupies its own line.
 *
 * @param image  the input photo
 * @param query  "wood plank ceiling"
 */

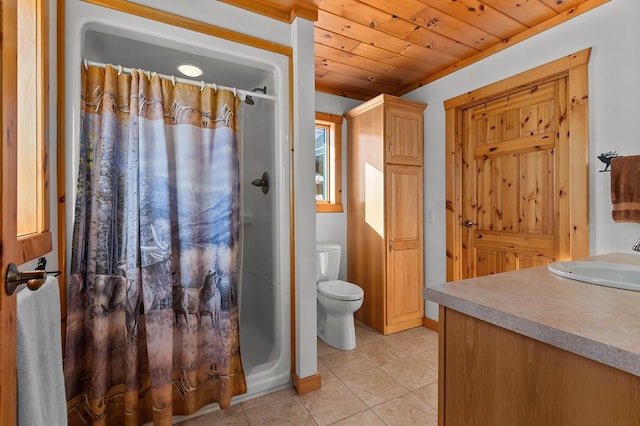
xmin=222 ymin=0 xmax=608 ymax=100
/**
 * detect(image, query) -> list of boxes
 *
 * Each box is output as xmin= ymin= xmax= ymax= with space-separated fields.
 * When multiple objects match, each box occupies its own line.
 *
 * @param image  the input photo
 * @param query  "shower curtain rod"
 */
xmin=83 ymin=59 xmax=278 ymax=103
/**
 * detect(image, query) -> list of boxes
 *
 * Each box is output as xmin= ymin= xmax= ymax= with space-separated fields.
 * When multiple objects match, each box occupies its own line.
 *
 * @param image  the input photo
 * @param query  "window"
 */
xmin=315 ymin=112 xmax=343 ymax=213
xmin=15 ymin=0 xmax=52 ymax=263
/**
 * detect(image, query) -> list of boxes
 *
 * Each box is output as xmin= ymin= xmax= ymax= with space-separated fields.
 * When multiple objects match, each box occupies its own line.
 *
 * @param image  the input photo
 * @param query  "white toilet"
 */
xmin=316 ymin=243 xmax=364 ymax=350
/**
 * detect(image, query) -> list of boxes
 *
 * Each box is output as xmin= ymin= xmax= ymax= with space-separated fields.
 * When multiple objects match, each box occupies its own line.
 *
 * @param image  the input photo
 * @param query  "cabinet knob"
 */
xmin=463 ymin=219 xmax=476 ymax=228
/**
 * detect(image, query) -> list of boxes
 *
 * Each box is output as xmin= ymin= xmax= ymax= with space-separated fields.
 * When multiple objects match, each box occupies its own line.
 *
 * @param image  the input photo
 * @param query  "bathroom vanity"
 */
xmin=425 ymin=253 xmax=640 ymax=425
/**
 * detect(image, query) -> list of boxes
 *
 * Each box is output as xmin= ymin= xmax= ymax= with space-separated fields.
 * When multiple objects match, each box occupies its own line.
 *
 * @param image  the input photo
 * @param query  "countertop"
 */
xmin=423 ymin=252 xmax=640 ymax=377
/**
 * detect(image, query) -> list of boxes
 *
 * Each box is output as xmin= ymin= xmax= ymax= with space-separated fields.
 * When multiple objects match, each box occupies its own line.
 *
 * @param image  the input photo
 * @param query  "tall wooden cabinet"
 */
xmin=345 ymin=94 xmax=427 ymax=335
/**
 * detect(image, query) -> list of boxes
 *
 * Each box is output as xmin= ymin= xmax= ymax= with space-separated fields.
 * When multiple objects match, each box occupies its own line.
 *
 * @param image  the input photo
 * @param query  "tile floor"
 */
xmin=179 ymin=321 xmax=439 ymax=425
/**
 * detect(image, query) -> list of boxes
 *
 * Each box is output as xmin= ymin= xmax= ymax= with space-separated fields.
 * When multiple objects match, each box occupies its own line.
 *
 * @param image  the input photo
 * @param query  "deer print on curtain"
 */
xmin=64 ymin=64 xmax=246 ymax=425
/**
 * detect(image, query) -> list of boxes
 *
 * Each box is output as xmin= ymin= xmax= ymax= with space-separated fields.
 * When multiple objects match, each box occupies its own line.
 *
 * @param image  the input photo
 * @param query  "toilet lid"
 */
xmin=317 ymin=280 xmax=364 ymax=301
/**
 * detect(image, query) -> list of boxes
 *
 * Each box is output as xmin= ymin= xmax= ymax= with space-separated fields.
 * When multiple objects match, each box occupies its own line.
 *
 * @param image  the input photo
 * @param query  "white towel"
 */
xmin=16 ymin=276 xmax=67 ymax=426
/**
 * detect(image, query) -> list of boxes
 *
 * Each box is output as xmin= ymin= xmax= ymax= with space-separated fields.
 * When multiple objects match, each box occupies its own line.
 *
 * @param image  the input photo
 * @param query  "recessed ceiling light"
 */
xmin=177 ymin=64 xmax=203 ymax=78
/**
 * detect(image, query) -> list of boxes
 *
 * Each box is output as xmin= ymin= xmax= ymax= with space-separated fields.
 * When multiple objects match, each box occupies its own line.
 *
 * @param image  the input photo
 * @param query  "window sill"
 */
xmin=316 ymin=203 xmax=344 ymax=213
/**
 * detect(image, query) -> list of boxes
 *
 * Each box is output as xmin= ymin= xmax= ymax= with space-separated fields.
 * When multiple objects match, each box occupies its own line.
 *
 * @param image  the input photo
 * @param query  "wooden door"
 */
xmin=1 ymin=0 xmax=19 ymax=422
xmin=385 ymin=164 xmax=423 ymax=332
xmin=462 ymin=80 xmax=562 ymax=277
xmin=446 ymin=50 xmax=589 ymax=283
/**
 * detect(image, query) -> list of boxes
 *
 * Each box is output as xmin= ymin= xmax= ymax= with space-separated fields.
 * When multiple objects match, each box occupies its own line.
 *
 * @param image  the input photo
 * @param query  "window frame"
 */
xmin=15 ymin=0 xmax=52 ymax=263
xmin=315 ymin=112 xmax=343 ymax=213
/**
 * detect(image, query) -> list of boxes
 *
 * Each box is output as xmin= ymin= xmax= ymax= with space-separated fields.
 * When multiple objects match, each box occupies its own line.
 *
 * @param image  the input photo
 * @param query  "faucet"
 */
xmin=633 ymin=238 xmax=640 ymax=252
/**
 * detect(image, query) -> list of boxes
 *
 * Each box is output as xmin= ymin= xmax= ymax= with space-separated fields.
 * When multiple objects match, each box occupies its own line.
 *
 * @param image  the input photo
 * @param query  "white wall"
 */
xmin=315 ymin=93 xmax=362 ymax=280
xmin=399 ymin=0 xmax=640 ymax=320
xmin=291 ymin=17 xmax=318 ymax=379
xmin=128 ymin=0 xmax=292 ymax=46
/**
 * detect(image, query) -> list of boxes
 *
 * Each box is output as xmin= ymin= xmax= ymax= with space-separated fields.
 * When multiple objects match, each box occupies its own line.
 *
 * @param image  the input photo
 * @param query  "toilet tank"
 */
xmin=316 ymin=243 xmax=341 ymax=282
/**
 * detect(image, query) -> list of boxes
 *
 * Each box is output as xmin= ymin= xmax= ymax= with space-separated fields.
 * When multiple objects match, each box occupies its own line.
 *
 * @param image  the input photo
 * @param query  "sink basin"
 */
xmin=548 ymin=260 xmax=640 ymax=291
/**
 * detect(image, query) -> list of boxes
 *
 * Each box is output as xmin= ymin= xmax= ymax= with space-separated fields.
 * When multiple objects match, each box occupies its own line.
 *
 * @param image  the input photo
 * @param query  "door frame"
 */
xmin=445 ymin=49 xmax=591 ymax=282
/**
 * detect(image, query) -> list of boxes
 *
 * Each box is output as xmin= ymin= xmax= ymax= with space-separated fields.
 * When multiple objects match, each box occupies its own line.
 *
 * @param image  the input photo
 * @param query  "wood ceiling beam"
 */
xmin=220 ymin=0 xmax=318 ymax=23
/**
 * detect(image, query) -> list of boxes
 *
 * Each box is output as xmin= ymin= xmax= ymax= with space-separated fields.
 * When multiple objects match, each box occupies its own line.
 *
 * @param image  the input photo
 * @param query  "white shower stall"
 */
xmin=64 ymin=1 xmax=292 ymax=403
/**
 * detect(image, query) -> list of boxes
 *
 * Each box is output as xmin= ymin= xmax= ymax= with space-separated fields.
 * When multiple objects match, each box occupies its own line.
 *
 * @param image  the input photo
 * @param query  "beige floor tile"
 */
xmin=243 ymin=397 xmax=315 ymax=426
xmin=413 ymin=344 xmax=439 ymax=372
xmin=383 ymin=326 xmax=438 ymax=355
xmin=300 ymin=380 xmax=367 ymax=426
xmin=320 ymin=349 xmax=377 ymax=379
xmin=372 ymin=392 xmax=438 ymax=426
xmin=317 ymin=358 xmax=338 ymax=384
xmin=239 ymin=387 xmax=298 ymax=410
xmin=379 ymin=353 xmax=438 ymax=391
xmin=177 ymin=404 xmax=244 ymax=426
xmin=413 ymin=380 xmax=438 ymax=411
xmin=354 ymin=321 xmax=384 ymax=346
xmin=342 ymin=368 xmax=408 ymax=407
xmin=356 ymin=339 xmax=408 ymax=366
xmin=329 ymin=409 xmax=386 ymax=425
xmin=318 ymin=337 xmax=339 ymax=357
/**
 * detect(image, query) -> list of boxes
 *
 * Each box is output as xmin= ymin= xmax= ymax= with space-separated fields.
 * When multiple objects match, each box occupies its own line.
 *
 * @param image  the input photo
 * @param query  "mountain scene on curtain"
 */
xmin=64 ymin=119 xmax=243 ymax=410
xmin=138 ymin=124 xmax=242 ymax=387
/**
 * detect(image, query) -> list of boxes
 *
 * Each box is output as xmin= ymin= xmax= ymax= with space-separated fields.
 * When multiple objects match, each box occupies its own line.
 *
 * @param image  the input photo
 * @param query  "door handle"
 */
xmin=463 ymin=219 xmax=476 ymax=228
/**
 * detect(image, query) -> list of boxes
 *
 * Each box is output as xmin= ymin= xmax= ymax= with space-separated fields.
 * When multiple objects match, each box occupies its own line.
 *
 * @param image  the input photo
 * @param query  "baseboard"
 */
xmin=423 ymin=316 xmax=439 ymax=332
xmin=292 ymin=373 xmax=321 ymax=395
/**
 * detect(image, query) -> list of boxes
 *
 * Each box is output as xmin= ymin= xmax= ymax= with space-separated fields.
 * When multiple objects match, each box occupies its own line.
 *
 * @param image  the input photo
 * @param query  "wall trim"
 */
xmin=292 ymin=373 xmax=321 ymax=395
xmin=423 ymin=316 xmax=438 ymax=332
xmin=220 ymin=0 xmax=318 ymax=23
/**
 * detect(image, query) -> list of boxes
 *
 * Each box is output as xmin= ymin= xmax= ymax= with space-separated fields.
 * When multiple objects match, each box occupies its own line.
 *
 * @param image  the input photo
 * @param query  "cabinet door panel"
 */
xmin=385 ymin=106 xmax=423 ymax=166
xmin=386 ymin=165 xmax=423 ymax=327
xmin=387 ymin=243 xmax=423 ymax=326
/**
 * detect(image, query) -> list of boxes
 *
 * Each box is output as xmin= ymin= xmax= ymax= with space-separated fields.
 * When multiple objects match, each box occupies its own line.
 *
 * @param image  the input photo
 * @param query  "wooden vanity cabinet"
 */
xmin=345 ymin=94 xmax=427 ymax=335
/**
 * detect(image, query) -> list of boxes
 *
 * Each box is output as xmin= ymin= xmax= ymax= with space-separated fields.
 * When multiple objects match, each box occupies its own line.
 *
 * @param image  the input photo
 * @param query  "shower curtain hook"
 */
xmin=117 ymin=65 xmax=123 ymax=76
xmin=233 ymin=87 xmax=237 ymax=98
xmin=200 ymin=80 xmax=205 ymax=91
xmin=83 ymin=59 xmax=88 ymax=70
xmin=171 ymin=75 xmax=176 ymax=86
xmin=212 ymin=83 xmax=217 ymax=93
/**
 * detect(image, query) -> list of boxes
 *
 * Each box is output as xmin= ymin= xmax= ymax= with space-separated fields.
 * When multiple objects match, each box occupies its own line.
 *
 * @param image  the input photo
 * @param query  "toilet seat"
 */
xmin=317 ymin=280 xmax=364 ymax=301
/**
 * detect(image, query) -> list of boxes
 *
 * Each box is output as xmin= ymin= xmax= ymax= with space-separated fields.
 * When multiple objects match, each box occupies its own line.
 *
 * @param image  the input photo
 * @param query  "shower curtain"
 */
xmin=64 ymin=64 xmax=246 ymax=425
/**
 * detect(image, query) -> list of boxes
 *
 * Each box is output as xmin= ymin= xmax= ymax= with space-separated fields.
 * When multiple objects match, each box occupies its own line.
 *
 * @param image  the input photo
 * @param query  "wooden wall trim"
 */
xmin=315 ymin=84 xmax=370 ymax=102
xmin=220 ymin=0 xmax=318 ymax=23
xmin=422 ymin=316 xmax=438 ymax=332
xmin=292 ymin=373 xmax=321 ymax=395
xmin=567 ymin=62 xmax=590 ymax=260
xmin=56 ymin=0 xmax=67 ymax=347
xmin=80 ymin=0 xmax=293 ymax=57
xmin=445 ymin=107 xmax=463 ymax=282
xmin=395 ymin=0 xmax=608 ymax=96
xmin=444 ymin=48 xmax=591 ymax=110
